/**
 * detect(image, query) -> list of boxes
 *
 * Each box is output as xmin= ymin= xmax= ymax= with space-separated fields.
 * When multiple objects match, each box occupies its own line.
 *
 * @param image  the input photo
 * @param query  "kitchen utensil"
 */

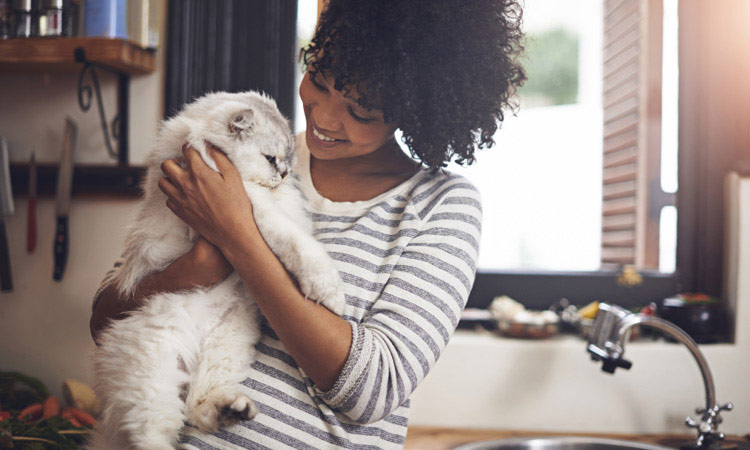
xmin=53 ymin=118 xmax=77 ymax=282
xmin=489 ymin=295 xmax=560 ymax=339
xmin=0 ymin=137 xmax=14 ymax=292
xmin=496 ymin=316 xmax=559 ymax=339
xmin=27 ymin=150 xmax=37 ymax=253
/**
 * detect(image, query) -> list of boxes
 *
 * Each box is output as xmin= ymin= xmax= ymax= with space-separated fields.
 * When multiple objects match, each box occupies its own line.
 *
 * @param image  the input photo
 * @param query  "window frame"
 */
xmin=467 ymin=0 xmax=717 ymax=320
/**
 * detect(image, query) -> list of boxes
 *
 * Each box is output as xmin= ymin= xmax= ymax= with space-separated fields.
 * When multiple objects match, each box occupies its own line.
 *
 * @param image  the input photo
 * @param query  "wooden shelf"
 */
xmin=0 ymin=37 xmax=156 ymax=75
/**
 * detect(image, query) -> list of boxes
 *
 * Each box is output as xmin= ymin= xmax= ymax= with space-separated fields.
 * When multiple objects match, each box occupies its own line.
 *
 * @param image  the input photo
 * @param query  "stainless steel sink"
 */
xmin=453 ymin=437 xmax=675 ymax=450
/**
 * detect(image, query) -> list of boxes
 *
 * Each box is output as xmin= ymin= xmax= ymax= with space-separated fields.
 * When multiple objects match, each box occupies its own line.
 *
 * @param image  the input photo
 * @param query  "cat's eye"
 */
xmin=265 ymin=155 xmax=276 ymax=165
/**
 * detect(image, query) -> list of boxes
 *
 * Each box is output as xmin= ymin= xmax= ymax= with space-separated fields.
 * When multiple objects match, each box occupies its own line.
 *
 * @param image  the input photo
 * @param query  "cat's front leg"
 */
xmin=185 ymin=288 xmax=261 ymax=432
xmin=250 ymin=198 xmax=346 ymax=316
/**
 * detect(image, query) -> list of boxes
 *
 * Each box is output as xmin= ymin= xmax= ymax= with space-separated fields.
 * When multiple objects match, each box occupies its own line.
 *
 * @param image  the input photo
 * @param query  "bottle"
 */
xmin=38 ymin=0 xmax=63 ymax=37
xmin=64 ymin=0 xmax=80 ymax=36
xmin=84 ymin=0 xmax=126 ymax=38
xmin=11 ymin=0 xmax=34 ymax=38
xmin=0 ymin=0 xmax=12 ymax=38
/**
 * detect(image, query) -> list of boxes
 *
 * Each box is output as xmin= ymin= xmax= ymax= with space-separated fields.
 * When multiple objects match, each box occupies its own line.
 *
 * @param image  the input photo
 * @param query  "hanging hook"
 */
xmin=74 ymin=47 xmax=119 ymax=160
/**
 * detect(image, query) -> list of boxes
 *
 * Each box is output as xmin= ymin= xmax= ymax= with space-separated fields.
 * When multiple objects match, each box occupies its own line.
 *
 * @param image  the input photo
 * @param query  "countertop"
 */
xmin=404 ymin=426 xmax=750 ymax=449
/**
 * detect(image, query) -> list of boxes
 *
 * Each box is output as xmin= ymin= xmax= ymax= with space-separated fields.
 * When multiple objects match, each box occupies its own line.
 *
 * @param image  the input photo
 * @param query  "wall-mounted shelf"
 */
xmin=0 ymin=37 xmax=156 ymax=188
xmin=0 ymin=37 xmax=156 ymax=74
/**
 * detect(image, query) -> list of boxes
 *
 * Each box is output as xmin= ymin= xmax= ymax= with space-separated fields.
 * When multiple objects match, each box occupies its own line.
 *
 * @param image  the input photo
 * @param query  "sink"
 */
xmin=453 ymin=437 xmax=674 ymax=450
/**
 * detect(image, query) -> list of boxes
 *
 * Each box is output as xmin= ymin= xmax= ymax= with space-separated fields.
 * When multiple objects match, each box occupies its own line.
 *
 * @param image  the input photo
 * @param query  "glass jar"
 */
xmin=0 ymin=0 xmax=12 ymax=38
xmin=11 ymin=0 xmax=33 ymax=38
xmin=38 ymin=0 xmax=63 ymax=37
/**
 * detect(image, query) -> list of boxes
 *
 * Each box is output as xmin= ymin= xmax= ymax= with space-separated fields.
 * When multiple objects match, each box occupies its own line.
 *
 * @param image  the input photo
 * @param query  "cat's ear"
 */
xmin=228 ymin=109 xmax=254 ymax=138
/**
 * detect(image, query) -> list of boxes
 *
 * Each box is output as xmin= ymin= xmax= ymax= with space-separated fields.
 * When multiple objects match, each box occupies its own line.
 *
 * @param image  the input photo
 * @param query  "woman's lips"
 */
xmin=308 ymin=123 xmax=347 ymax=148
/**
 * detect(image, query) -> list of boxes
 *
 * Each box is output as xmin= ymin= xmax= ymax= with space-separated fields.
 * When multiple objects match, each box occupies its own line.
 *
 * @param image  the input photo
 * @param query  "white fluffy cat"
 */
xmin=87 ymin=91 xmax=346 ymax=450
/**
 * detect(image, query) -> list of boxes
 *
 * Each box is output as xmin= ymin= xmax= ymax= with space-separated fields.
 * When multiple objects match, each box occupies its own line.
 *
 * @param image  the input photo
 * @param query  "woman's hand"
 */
xmin=158 ymin=144 xmax=259 ymax=253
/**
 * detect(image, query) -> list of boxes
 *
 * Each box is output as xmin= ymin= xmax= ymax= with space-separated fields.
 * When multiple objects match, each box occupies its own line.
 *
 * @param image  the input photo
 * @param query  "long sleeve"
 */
xmin=315 ymin=175 xmax=482 ymax=424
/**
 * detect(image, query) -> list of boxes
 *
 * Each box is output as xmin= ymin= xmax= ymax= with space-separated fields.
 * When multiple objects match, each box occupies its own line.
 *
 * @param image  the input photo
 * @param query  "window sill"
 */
xmin=452 ymin=328 xmax=737 ymax=348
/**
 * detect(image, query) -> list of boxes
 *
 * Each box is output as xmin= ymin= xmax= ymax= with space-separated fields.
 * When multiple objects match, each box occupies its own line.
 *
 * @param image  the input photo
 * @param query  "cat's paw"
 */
xmin=320 ymin=289 xmax=347 ymax=316
xmin=218 ymin=393 xmax=257 ymax=426
xmin=299 ymin=267 xmax=346 ymax=316
xmin=187 ymin=390 xmax=257 ymax=433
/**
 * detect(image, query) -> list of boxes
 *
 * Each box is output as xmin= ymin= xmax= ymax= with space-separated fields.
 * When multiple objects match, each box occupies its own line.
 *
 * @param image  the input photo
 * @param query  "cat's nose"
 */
xmin=280 ymin=170 xmax=288 ymax=179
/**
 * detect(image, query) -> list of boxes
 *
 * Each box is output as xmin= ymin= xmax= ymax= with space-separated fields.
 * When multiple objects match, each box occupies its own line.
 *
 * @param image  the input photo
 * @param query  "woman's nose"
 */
xmin=311 ymin=100 xmax=342 ymax=132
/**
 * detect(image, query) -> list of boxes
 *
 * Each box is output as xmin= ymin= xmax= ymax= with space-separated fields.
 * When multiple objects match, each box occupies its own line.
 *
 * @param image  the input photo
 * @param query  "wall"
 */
xmin=0 ymin=43 xmax=164 ymax=394
xmin=409 ymin=177 xmax=750 ymax=435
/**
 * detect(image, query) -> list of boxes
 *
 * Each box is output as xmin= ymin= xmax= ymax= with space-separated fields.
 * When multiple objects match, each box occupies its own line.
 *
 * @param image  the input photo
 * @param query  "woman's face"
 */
xmin=299 ymin=69 xmax=398 ymax=162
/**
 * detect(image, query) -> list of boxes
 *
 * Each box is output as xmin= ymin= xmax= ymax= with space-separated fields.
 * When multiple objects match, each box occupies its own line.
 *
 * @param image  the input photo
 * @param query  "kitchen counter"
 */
xmin=404 ymin=426 xmax=750 ymax=449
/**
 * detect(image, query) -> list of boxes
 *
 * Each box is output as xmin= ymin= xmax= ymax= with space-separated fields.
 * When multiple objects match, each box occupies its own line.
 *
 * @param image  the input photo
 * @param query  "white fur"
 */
xmin=88 ymin=91 xmax=346 ymax=450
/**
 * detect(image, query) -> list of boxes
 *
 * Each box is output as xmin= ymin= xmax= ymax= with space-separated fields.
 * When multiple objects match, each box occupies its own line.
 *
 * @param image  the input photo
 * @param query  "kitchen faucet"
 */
xmin=587 ymin=303 xmax=734 ymax=450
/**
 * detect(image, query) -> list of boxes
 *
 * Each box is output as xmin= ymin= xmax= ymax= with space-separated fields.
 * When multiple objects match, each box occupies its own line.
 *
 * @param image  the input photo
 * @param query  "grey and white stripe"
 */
xmin=92 ymin=134 xmax=482 ymax=449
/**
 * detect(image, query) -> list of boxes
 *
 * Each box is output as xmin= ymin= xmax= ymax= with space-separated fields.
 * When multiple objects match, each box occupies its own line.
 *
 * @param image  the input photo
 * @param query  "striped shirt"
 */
xmin=92 ymin=133 xmax=482 ymax=449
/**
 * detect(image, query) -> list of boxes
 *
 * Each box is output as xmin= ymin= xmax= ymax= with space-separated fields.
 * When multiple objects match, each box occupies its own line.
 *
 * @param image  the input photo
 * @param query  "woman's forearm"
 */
xmin=222 ymin=228 xmax=353 ymax=392
xmin=89 ymin=241 xmax=232 ymax=343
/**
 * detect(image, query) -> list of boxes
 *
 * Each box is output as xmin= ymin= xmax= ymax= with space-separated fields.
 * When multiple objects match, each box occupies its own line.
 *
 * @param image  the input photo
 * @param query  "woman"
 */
xmin=90 ymin=0 xmax=525 ymax=448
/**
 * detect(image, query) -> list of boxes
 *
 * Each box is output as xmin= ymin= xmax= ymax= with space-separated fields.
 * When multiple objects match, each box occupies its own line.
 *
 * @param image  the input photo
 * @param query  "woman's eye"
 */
xmin=347 ymin=106 xmax=376 ymax=124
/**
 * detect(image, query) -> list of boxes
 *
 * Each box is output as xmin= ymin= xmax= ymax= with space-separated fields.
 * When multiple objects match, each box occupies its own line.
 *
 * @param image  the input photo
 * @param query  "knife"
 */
xmin=53 ymin=119 xmax=77 ymax=282
xmin=27 ymin=151 xmax=37 ymax=254
xmin=0 ymin=137 xmax=14 ymax=292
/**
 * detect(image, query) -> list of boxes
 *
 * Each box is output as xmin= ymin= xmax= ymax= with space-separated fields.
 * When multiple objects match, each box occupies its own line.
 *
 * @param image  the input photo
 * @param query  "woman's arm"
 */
xmin=158 ymin=146 xmax=353 ymax=390
xmin=221 ymin=221 xmax=353 ymax=391
xmin=89 ymin=238 xmax=233 ymax=342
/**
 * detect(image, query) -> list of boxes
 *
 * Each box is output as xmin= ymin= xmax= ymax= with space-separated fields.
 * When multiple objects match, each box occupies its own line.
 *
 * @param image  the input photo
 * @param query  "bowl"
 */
xmin=496 ymin=317 xmax=559 ymax=339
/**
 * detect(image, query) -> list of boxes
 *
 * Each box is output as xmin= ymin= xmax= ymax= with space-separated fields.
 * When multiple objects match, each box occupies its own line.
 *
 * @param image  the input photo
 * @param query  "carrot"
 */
xmin=61 ymin=408 xmax=84 ymax=428
xmin=19 ymin=403 xmax=43 ymax=421
xmin=0 ymin=411 xmax=10 ymax=421
xmin=67 ymin=407 xmax=96 ymax=427
xmin=42 ymin=396 xmax=61 ymax=419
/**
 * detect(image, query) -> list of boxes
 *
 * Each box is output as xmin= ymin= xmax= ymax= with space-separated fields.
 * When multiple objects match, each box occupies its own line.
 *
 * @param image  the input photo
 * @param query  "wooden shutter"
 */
xmin=601 ymin=0 xmax=666 ymax=269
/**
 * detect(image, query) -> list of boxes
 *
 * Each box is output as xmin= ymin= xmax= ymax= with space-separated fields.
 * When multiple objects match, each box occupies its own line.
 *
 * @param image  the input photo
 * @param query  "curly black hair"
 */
xmin=301 ymin=0 xmax=526 ymax=170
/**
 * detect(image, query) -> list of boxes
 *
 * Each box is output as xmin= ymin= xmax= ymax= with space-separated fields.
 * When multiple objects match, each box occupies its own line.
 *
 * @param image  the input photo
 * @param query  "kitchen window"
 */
xmin=460 ymin=0 xmax=696 ymax=312
xmin=295 ymin=1 xmax=736 ymax=325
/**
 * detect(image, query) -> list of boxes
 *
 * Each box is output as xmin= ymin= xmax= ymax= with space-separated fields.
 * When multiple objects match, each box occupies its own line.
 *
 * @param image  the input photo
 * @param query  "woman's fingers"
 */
xmin=208 ymin=146 xmax=240 ymax=180
xmin=160 ymin=158 xmax=187 ymax=185
xmin=157 ymin=177 xmax=184 ymax=202
xmin=182 ymin=143 xmax=210 ymax=176
xmin=165 ymin=198 xmax=188 ymax=222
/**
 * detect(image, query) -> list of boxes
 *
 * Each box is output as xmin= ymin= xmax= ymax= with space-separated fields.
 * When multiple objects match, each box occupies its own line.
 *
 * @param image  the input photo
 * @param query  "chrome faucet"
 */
xmin=587 ymin=303 xmax=734 ymax=450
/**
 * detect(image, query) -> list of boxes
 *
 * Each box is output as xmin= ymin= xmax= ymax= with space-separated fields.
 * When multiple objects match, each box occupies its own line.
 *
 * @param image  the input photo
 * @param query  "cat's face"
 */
xmin=186 ymin=92 xmax=295 ymax=189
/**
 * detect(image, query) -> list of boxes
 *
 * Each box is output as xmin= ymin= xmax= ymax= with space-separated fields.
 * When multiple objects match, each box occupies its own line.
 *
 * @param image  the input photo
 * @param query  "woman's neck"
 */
xmin=308 ymin=140 xmax=422 ymax=202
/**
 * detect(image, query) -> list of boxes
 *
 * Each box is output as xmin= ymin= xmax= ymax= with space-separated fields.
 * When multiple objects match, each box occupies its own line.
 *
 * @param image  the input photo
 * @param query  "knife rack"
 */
xmin=9 ymin=164 xmax=145 ymax=198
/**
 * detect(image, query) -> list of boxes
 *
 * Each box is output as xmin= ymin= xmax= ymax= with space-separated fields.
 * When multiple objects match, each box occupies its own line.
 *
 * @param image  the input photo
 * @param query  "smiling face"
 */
xmin=299 ymin=69 xmax=398 ymax=162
